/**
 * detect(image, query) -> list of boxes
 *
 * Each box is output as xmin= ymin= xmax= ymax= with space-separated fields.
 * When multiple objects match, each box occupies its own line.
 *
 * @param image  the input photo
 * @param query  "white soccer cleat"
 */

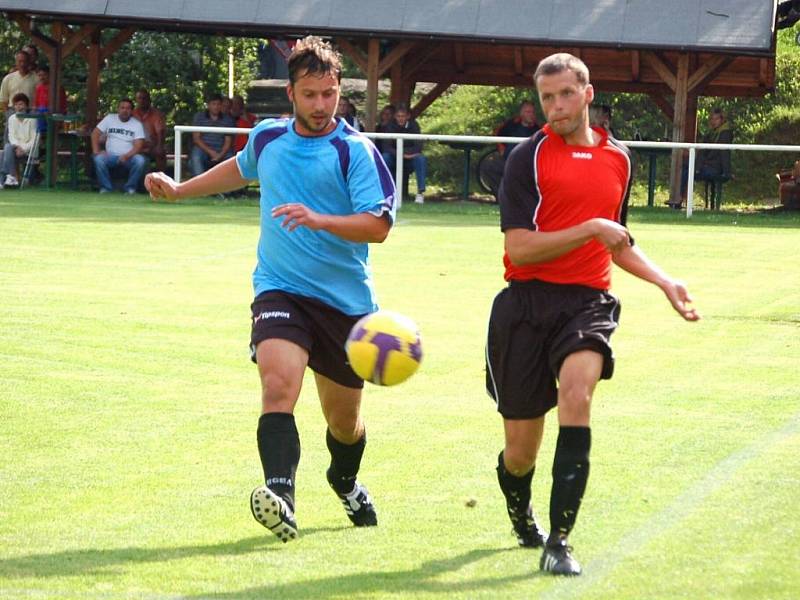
xmin=250 ymin=485 xmax=298 ymax=543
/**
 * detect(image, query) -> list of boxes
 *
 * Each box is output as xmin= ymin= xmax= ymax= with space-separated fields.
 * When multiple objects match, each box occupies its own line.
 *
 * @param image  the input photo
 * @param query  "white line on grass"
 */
xmin=541 ymin=410 xmax=800 ymax=599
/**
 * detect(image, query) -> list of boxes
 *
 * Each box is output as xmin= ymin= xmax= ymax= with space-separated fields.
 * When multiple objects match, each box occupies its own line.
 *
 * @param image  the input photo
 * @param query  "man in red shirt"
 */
xmin=133 ymin=89 xmax=167 ymax=172
xmin=486 ymin=53 xmax=699 ymax=576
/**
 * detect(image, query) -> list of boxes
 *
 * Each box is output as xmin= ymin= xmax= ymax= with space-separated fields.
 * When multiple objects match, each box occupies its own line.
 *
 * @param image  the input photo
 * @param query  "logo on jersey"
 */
xmin=572 ymin=151 xmax=593 ymax=160
xmin=254 ymin=310 xmax=291 ymax=324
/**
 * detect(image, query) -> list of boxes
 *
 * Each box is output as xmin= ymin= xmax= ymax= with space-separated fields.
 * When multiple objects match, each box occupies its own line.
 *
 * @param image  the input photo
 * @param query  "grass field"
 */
xmin=2 ymin=191 xmax=799 ymax=599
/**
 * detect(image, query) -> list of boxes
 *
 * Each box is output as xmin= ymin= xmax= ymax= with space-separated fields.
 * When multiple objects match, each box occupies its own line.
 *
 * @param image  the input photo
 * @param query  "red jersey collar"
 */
xmin=542 ymin=123 xmax=608 ymax=148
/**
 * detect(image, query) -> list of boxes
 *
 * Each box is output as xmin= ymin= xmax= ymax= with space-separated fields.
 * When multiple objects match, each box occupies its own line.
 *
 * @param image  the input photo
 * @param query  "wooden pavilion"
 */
xmin=0 ymin=0 xmax=794 ymax=199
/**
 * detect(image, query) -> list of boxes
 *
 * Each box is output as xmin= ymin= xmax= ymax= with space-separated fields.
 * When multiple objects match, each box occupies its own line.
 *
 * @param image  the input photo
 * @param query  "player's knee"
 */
xmin=558 ymin=383 xmax=593 ymax=419
xmin=260 ymin=371 xmax=298 ymax=411
xmin=326 ymin=412 xmax=361 ymax=444
xmin=503 ymin=446 xmax=537 ymax=475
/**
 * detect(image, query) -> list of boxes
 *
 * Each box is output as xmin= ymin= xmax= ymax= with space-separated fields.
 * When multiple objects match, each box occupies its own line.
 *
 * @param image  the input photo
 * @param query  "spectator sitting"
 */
xmin=190 ymin=93 xmax=234 ymax=177
xmin=382 ymin=104 xmax=426 ymax=203
xmin=133 ymin=88 xmax=167 ymax=172
xmin=337 ymin=96 xmax=362 ymax=131
xmin=695 ymin=108 xmax=732 ymax=182
xmin=221 ymin=96 xmax=232 ymax=118
xmin=677 ymin=107 xmax=733 ymax=208
xmin=91 ymin=97 xmax=147 ymax=194
xmin=231 ymin=94 xmax=257 ymax=153
xmin=483 ymin=100 xmax=540 ymax=197
xmin=589 ymin=103 xmax=615 ymax=137
xmin=0 ymin=93 xmax=36 ymax=188
xmin=374 ymin=104 xmax=395 ymax=154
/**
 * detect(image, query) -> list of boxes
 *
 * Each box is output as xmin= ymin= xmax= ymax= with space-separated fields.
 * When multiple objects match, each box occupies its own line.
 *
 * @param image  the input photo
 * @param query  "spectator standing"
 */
xmin=133 ymin=89 xmax=167 ymax=172
xmin=190 ymin=93 xmax=234 ymax=177
xmin=0 ymin=93 xmax=36 ymax=188
xmin=231 ymin=94 xmax=257 ymax=153
xmin=34 ymin=65 xmax=67 ymax=116
xmin=1 ymin=51 xmax=37 ymax=142
xmin=383 ymin=104 xmax=427 ymax=203
xmin=374 ymin=104 xmax=395 ymax=154
xmin=91 ymin=98 xmax=147 ymax=194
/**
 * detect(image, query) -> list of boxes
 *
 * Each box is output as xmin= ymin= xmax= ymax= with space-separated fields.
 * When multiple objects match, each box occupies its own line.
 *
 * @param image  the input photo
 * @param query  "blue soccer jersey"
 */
xmin=236 ymin=117 xmax=396 ymax=315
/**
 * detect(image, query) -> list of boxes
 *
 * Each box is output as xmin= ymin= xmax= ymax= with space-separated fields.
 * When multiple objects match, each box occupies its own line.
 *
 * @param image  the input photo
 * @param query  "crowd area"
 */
xmin=0 ymin=41 xmax=738 ymax=205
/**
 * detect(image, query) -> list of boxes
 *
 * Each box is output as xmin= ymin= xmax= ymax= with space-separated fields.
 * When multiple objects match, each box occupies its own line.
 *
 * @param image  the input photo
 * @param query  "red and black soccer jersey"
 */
xmin=498 ymin=124 xmax=633 ymax=290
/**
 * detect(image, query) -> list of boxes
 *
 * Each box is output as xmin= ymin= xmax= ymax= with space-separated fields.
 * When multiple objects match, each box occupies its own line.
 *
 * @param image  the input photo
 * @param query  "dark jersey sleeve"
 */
xmin=609 ymin=137 xmax=635 ymax=244
xmin=498 ymin=134 xmax=543 ymax=232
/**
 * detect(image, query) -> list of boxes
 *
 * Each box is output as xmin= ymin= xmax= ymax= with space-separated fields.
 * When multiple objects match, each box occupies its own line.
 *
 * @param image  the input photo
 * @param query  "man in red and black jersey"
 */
xmin=486 ymin=53 xmax=700 ymax=576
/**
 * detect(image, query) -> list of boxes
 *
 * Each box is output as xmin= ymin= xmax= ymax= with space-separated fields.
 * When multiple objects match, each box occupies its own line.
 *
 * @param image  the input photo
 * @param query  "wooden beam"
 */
xmin=647 ymin=92 xmax=674 ymax=121
xmin=454 ymin=43 xmax=465 ymax=73
xmin=513 ymin=47 xmax=523 ymax=76
xmin=402 ymin=43 xmax=443 ymax=80
xmin=364 ymin=39 xmax=379 ymax=132
xmin=100 ymin=27 xmax=134 ymax=62
xmin=643 ymin=51 xmax=676 ymax=92
xmin=684 ymin=92 xmax=698 ymax=143
xmin=377 ymin=41 xmax=416 ymax=78
xmin=669 ymin=53 xmax=689 ymax=204
xmin=85 ymin=30 xmax=102 ymax=127
xmin=687 ymin=55 xmax=733 ymax=93
xmin=62 ymin=24 xmax=98 ymax=59
xmin=389 ymin=63 xmax=406 ymax=105
xmin=411 ymin=81 xmax=450 ymax=119
xmin=335 ymin=38 xmax=367 ymax=73
xmin=759 ymin=58 xmax=769 ymax=87
xmin=631 ymin=50 xmax=640 ymax=81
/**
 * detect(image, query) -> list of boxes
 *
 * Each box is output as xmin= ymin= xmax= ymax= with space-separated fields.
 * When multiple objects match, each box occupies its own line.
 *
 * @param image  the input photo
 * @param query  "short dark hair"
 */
xmin=534 ymin=53 xmax=590 ymax=87
xmin=711 ymin=107 xmax=725 ymax=120
xmin=206 ymin=93 xmax=223 ymax=103
xmin=118 ymin=98 xmax=134 ymax=108
xmin=36 ymin=65 xmax=49 ymax=74
xmin=11 ymin=92 xmax=29 ymax=105
xmin=288 ymin=36 xmax=342 ymax=85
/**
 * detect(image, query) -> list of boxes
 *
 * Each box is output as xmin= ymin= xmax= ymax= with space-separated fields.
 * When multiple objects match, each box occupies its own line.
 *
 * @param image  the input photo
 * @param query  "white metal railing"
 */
xmin=174 ymin=125 xmax=800 ymax=217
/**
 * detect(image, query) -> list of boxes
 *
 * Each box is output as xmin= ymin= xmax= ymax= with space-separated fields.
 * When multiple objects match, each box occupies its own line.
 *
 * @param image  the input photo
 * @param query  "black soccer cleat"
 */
xmin=327 ymin=469 xmax=378 ymax=527
xmin=506 ymin=504 xmax=547 ymax=548
xmin=250 ymin=485 xmax=298 ymax=543
xmin=540 ymin=538 xmax=582 ymax=576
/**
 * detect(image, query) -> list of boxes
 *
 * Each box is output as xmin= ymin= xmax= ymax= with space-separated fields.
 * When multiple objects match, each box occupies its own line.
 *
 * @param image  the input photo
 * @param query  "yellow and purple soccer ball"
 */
xmin=346 ymin=310 xmax=423 ymax=386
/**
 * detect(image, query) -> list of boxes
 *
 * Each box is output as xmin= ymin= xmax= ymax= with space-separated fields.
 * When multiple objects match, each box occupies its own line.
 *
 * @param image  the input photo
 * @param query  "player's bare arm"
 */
xmin=612 ymin=244 xmax=700 ymax=321
xmin=272 ymin=203 xmax=390 ymax=243
xmin=145 ymin=157 xmax=249 ymax=202
xmin=505 ymin=218 xmax=629 ymax=265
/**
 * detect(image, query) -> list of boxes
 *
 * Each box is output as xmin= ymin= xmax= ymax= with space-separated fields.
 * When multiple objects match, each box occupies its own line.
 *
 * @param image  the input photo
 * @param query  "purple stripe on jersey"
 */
xmin=330 ymin=137 xmax=350 ymax=181
xmin=370 ymin=146 xmax=396 ymax=209
xmin=254 ymin=126 xmax=289 ymax=161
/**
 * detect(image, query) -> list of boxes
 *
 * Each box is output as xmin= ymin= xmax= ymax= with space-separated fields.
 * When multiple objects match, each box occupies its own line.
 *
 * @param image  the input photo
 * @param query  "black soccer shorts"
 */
xmin=485 ymin=279 xmax=621 ymax=420
xmin=250 ymin=290 xmax=366 ymax=389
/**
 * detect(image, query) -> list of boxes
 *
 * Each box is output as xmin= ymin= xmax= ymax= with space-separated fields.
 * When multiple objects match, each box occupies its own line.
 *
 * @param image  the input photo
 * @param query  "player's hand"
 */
xmin=145 ymin=171 xmax=181 ymax=202
xmin=661 ymin=279 xmax=700 ymax=321
xmin=272 ymin=203 xmax=326 ymax=232
xmin=590 ymin=218 xmax=631 ymax=253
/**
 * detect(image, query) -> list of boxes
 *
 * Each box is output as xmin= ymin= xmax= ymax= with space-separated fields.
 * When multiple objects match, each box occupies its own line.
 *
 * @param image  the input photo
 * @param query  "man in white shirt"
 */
xmin=91 ymin=98 xmax=146 ymax=194
xmin=0 ymin=93 xmax=37 ymax=188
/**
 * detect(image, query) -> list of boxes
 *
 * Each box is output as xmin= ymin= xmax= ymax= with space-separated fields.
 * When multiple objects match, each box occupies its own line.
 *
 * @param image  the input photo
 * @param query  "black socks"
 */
xmin=496 ymin=450 xmax=534 ymax=514
xmin=549 ymin=426 xmax=591 ymax=542
xmin=326 ymin=428 xmax=366 ymax=495
xmin=257 ymin=412 xmax=300 ymax=509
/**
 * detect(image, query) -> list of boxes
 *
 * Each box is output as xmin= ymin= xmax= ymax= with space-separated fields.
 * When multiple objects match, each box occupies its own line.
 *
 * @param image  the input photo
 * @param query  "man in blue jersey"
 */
xmin=145 ymin=36 xmax=396 ymax=543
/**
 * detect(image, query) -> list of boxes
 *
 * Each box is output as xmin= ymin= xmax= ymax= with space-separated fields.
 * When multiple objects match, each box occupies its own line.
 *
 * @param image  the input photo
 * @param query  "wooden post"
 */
xmin=669 ymin=53 xmax=689 ymax=204
xmin=364 ymin=39 xmax=379 ymax=133
xmin=85 ymin=30 xmax=102 ymax=128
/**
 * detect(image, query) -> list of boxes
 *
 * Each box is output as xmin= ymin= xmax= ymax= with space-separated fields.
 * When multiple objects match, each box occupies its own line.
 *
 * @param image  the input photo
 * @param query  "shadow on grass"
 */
xmin=185 ymin=546 xmax=530 ymax=599
xmin=0 ymin=528 xmax=344 ymax=579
